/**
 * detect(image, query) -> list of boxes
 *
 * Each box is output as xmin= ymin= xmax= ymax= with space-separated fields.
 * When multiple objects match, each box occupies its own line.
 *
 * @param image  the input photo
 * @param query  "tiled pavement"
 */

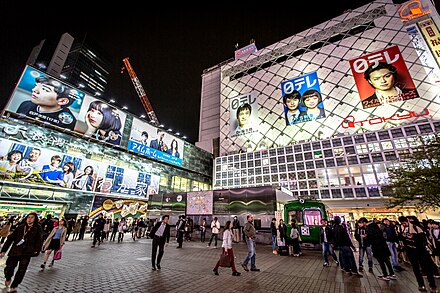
xmin=0 ymin=234 xmax=437 ymax=293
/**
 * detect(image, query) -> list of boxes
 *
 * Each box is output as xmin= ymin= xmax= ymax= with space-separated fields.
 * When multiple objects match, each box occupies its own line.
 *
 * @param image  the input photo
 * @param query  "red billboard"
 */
xmin=349 ymin=45 xmax=419 ymax=109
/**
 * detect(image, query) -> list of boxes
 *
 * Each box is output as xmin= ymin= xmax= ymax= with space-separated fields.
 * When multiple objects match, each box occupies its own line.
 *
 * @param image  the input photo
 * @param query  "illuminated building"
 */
xmin=199 ymin=0 xmax=440 ymax=221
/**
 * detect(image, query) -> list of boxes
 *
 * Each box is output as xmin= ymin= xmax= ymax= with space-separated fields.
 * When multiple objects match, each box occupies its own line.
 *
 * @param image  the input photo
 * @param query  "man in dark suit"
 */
xmin=149 ymin=215 xmax=170 ymax=270
xmin=175 ymin=215 xmax=186 ymax=248
xmin=149 ymin=129 xmax=165 ymax=151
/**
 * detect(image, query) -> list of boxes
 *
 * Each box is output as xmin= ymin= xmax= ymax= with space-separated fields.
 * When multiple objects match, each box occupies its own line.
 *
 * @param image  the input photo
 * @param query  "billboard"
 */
xmin=89 ymin=194 xmax=148 ymax=219
xmin=280 ymin=71 xmax=326 ymax=125
xmin=186 ymin=190 xmax=213 ymax=215
xmin=5 ymin=66 xmax=84 ymax=130
xmin=0 ymin=136 xmax=159 ymax=198
xmin=229 ymin=92 xmax=259 ymax=137
xmin=349 ymin=45 xmax=419 ymax=109
xmin=127 ymin=117 xmax=184 ymax=167
xmin=5 ymin=66 xmax=127 ymax=146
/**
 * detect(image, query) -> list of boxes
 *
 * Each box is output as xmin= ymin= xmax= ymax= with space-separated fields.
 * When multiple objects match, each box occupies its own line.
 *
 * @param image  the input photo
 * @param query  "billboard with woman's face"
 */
xmin=281 ymin=72 xmax=325 ymax=125
xmin=127 ymin=117 xmax=184 ymax=167
xmin=349 ymin=45 xmax=419 ymax=109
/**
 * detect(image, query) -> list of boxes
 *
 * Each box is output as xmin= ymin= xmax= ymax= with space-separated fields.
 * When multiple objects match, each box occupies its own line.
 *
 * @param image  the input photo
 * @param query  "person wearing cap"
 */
xmin=332 ymin=216 xmax=362 ymax=277
xmin=398 ymin=216 xmax=438 ymax=292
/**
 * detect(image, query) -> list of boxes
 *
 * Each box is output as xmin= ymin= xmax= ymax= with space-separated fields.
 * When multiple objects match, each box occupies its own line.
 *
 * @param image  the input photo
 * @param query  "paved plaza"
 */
xmin=0 ymin=234 xmax=437 ymax=293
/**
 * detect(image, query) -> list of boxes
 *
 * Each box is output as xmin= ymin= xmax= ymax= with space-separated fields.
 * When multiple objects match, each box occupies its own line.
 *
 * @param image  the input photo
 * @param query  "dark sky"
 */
xmin=0 ymin=1 xmax=374 ymax=144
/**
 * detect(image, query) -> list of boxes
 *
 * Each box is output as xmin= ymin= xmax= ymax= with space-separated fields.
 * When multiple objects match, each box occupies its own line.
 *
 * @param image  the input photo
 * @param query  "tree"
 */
xmin=382 ymin=132 xmax=440 ymax=211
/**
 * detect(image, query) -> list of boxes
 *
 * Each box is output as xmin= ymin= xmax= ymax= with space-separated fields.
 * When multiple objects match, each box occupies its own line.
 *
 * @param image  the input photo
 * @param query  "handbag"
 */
xmin=219 ymin=252 xmax=232 ymax=267
xmin=53 ymin=248 xmax=62 ymax=260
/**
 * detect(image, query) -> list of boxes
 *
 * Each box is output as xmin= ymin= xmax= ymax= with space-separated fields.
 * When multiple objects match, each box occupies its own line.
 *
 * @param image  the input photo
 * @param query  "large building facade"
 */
xmin=199 ymin=0 xmax=440 ymax=220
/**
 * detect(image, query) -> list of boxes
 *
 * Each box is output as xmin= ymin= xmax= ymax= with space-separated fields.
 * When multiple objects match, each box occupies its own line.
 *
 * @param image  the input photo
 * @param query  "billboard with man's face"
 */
xmin=349 ymin=45 xmax=419 ymax=109
xmin=229 ymin=92 xmax=259 ymax=137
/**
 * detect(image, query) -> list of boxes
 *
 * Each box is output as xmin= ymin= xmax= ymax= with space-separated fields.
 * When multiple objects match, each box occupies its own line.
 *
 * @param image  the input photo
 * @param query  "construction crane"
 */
xmin=121 ymin=57 xmax=160 ymax=126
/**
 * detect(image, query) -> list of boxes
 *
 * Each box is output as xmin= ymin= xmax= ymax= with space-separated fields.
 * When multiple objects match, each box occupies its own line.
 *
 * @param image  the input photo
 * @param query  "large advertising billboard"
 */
xmin=280 ymin=71 xmax=326 ymax=125
xmin=5 ymin=66 xmax=84 ymax=130
xmin=89 ymin=194 xmax=148 ymax=219
xmin=349 ymin=45 xmax=419 ymax=109
xmin=186 ymin=190 xmax=213 ymax=215
xmin=0 ymin=136 xmax=159 ymax=198
xmin=229 ymin=92 xmax=259 ymax=137
xmin=127 ymin=117 xmax=184 ymax=167
xmin=5 ymin=66 xmax=127 ymax=146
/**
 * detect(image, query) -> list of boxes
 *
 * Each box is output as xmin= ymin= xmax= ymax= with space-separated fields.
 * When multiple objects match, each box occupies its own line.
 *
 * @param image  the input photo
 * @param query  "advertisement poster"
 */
xmin=280 ymin=71 xmax=325 ymax=125
xmin=5 ymin=66 xmax=84 ymax=130
xmin=74 ymin=95 xmax=127 ymax=146
xmin=349 ymin=45 xmax=419 ymax=109
xmin=89 ymin=194 xmax=148 ymax=219
xmin=229 ymin=92 xmax=259 ymax=137
xmin=186 ymin=191 xmax=213 ymax=215
xmin=127 ymin=117 xmax=184 ymax=167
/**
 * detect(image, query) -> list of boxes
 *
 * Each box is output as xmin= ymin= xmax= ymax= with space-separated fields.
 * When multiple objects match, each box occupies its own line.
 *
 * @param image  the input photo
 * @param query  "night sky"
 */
xmin=1 ymin=1 xmax=375 ymax=144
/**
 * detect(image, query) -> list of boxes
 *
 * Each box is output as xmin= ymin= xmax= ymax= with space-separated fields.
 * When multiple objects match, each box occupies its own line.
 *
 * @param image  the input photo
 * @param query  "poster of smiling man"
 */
xmin=229 ymin=92 xmax=259 ymax=137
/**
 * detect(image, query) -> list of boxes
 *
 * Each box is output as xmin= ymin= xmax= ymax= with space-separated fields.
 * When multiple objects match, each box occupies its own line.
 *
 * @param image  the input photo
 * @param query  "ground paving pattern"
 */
xmin=0 ymin=234 xmax=437 ymax=293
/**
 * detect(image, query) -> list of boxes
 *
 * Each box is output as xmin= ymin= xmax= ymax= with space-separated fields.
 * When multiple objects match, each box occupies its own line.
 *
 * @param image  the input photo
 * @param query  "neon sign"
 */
xmin=399 ymin=0 xmax=432 ymax=22
xmin=341 ymin=109 xmax=430 ymax=129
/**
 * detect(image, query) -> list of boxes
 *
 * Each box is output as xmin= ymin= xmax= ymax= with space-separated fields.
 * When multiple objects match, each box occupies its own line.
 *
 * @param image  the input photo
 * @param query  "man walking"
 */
xmin=320 ymin=219 xmax=339 ymax=267
xmin=176 ymin=215 xmax=186 ymax=249
xmin=91 ymin=214 xmax=105 ymax=248
xmin=241 ymin=215 xmax=260 ymax=272
xmin=150 ymin=215 xmax=170 ymax=271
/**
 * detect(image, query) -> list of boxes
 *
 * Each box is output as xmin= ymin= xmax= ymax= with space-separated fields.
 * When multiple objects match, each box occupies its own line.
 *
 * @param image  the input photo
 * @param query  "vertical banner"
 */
xmin=418 ymin=17 xmax=440 ymax=68
xmin=281 ymin=71 xmax=325 ymax=125
xmin=349 ymin=45 xmax=419 ymax=109
xmin=229 ymin=92 xmax=259 ymax=137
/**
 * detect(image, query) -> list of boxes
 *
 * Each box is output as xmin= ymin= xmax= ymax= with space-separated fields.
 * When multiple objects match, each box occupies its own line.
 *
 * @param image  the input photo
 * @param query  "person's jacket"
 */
xmin=149 ymin=221 xmax=170 ymax=243
xmin=93 ymin=217 xmax=106 ymax=232
xmin=270 ymin=222 xmax=277 ymax=236
xmin=366 ymin=221 xmax=390 ymax=258
xmin=383 ymin=224 xmax=398 ymax=243
xmin=232 ymin=219 xmax=240 ymax=229
xmin=278 ymin=223 xmax=287 ymax=240
xmin=1 ymin=223 xmax=43 ymax=257
xmin=43 ymin=226 xmax=67 ymax=251
xmin=0 ymin=223 xmax=12 ymax=238
xmin=243 ymin=221 xmax=256 ymax=239
xmin=354 ymin=227 xmax=371 ymax=248
xmin=320 ymin=225 xmax=334 ymax=244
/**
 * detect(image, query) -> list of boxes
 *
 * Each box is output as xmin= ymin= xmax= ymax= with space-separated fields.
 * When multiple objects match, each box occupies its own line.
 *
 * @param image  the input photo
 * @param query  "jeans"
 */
xmin=358 ymin=245 xmax=373 ymax=269
xmin=271 ymin=235 xmax=277 ymax=250
xmin=386 ymin=241 xmax=399 ymax=268
xmin=208 ymin=233 xmax=218 ymax=247
xmin=243 ymin=239 xmax=256 ymax=269
xmin=322 ymin=242 xmax=338 ymax=263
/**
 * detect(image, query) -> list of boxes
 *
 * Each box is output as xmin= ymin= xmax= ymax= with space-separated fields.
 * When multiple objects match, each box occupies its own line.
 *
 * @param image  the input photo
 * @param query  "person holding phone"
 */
xmin=354 ymin=218 xmax=373 ymax=273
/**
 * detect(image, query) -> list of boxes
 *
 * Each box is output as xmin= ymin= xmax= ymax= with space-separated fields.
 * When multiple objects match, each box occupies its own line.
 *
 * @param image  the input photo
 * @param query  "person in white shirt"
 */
xmin=207 ymin=217 xmax=220 ymax=248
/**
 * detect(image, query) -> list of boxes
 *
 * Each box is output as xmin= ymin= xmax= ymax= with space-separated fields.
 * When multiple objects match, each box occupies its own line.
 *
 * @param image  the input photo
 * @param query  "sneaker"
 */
xmin=213 ymin=268 xmax=219 ymax=275
xmin=273 ymin=250 xmax=278 ymax=255
xmin=335 ymin=260 xmax=339 ymax=266
xmin=250 ymin=268 xmax=260 ymax=272
xmin=241 ymin=264 xmax=249 ymax=272
xmin=206 ymin=245 xmax=210 ymax=248
xmin=152 ymin=266 xmax=156 ymax=271
xmin=368 ymin=268 xmax=373 ymax=273
xmin=48 ymin=260 xmax=54 ymax=268
xmin=157 ymin=264 xmax=161 ymax=270
xmin=91 ymin=245 xmax=95 ymax=248
xmin=377 ymin=275 xmax=390 ymax=281
xmin=40 ymin=264 xmax=45 ymax=270
xmin=323 ymin=262 xmax=329 ymax=267
xmin=232 ymin=271 xmax=241 ymax=276
xmin=388 ymin=274 xmax=397 ymax=280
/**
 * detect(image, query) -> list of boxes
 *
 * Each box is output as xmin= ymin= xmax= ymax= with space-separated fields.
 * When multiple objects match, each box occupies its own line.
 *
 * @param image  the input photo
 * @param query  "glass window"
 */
xmin=391 ymin=128 xmax=404 ymax=138
xmin=241 ymin=177 xmax=247 ymax=185
xmin=306 ymin=161 xmax=314 ymax=169
xmin=326 ymin=159 xmax=335 ymax=167
xmin=404 ymin=126 xmax=418 ymax=136
xmin=315 ymin=160 xmax=324 ymax=168
xmin=263 ymin=167 xmax=270 ymax=174
xmin=359 ymin=155 xmax=370 ymax=164
xmin=255 ymin=160 xmax=261 ymax=167
xmin=248 ymin=169 xmax=254 ymax=176
xmin=278 ymin=156 xmax=286 ymax=164
xmin=304 ymin=152 xmax=313 ymax=160
xmin=296 ymin=162 xmax=305 ymax=170
xmin=271 ymin=174 xmax=278 ymax=182
xmin=324 ymin=149 xmax=334 ymax=157
xmin=334 ymin=147 xmax=344 ymax=156
xmin=255 ymin=168 xmax=262 ymax=175
xmin=418 ymin=123 xmax=433 ymax=134
xmin=309 ymin=180 xmax=318 ymax=188
xmin=347 ymin=156 xmax=359 ymax=165
xmin=354 ymin=135 xmax=365 ymax=143
xmin=256 ymin=176 xmax=262 ymax=184
xmin=317 ymin=169 xmax=328 ymax=188
xmin=345 ymin=146 xmax=355 ymax=155
xmin=378 ymin=131 xmax=390 ymax=139
xmin=262 ymin=158 xmax=270 ymax=166
xmin=320 ymin=190 xmax=331 ymax=199
xmin=307 ymin=170 xmax=316 ymax=179
xmin=343 ymin=188 xmax=354 ymax=198
xmin=356 ymin=144 xmax=369 ymax=154
xmin=381 ymin=141 xmax=393 ymax=150
xmin=336 ymin=157 xmax=347 ymax=166
xmin=349 ymin=166 xmax=363 ymax=186
xmin=312 ymin=142 xmax=321 ymax=150
xmin=366 ymin=133 xmax=378 ymax=142
xmin=368 ymin=142 xmax=381 ymax=152
xmin=241 ymin=169 xmax=247 ymax=176
xmin=299 ymin=181 xmax=308 ymax=189
xmin=303 ymin=143 xmax=311 ymax=151
xmin=277 ymin=148 xmax=285 ymax=155
xmin=295 ymin=153 xmax=304 ymax=161
xmin=241 ymin=162 xmax=246 ymax=169
xmin=297 ymin=172 xmax=306 ymax=180
xmin=294 ymin=145 xmax=302 ymax=152
xmin=270 ymin=157 xmax=277 ymax=165
xmin=332 ymin=138 xmax=342 ymax=147
xmin=332 ymin=189 xmax=342 ymax=198
xmin=287 ymin=163 xmax=295 ymax=171
xmin=270 ymin=166 xmax=278 ymax=173
xmin=384 ymin=151 xmax=397 ymax=161
xmin=286 ymin=155 xmax=294 ymax=162
xmin=372 ymin=153 xmax=384 ymax=162
xmin=407 ymin=137 xmax=421 ymax=148
xmin=314 ymin=151 xmax=323 ymax=159
xmin=322 ymin=140 xmax=331 ymax=148
xmin=279 ymin=164 xmax=286 ymax=172
xmin=343 ymin=137 xmax=353 ymax=145
xmin=327 ymin=169 xmax=340 ymax=187
xmin=304 ymin=209 xmax=322 ymax=226
xmin=355 ymin=187 xmax=367 ymax=197
xmin=368 ymin=187 xmax=380 ymax=197
xmin=247 ymin=153 xmax=254 ymax=160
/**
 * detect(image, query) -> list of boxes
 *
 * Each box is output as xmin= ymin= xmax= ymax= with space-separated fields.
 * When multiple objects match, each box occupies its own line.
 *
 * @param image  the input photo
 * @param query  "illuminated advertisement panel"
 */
xmin=280 ymin=71 xmax=325 ymax=125
xmin=127 ymin=117 xmax=184 ymax=167
xmin=349 ymin=45 xmax=419 ymax=109
xmin=229 ymin=92 xmax=259 ymax=137
xmin=74 ymin=95 xmax=127 ymax=146
xmin=89 ymin=194 xmax=148 ymax=219
xmin=418 ymin=17 xmax=440 ymax=67
xmin=0 ymin=137 xmax=158 ymax=198
xmin=186 ymin=190 xmax=213 ymax=215
xmin=5 ymin=66 xmax=84 ymax=130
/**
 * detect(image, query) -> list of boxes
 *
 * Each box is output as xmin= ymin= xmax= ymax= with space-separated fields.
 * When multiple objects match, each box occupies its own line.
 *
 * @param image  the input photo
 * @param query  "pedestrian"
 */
xmin=289 ymin=222 xmax=301 ymax=257
xmin=207 ymin=217 xmax=220 ymax=248
xmin=232 ymin=216 xmax=240 ymax=243
xmin=118 ymin=217 xmax=127 ymax=243
xmin=333 ymin=216 xmax=362 ymax=277
xmin=78 ymin=216 xmax=88 ymax=240
xmin=40 ymin=218 xmax=67 ymax=270
xmin=110 ymin=218 xmax=119 ymax=242
xmin=91 ymin=213 xmax=105 ymax=248
xmin=213 ymin=220 xmax=241 ymax=276
xmin=150 ymin=215 xmax=170 ymax=271
xmin=278 ymin=219 xmax=287 ymax=247
xmin=354 ymin=217 xmax=373 ymax=273
xmin=65 ymin=218 xmax=74 ymax=241
xmin=398 ymin=216 xmax=438 ymax=292
xmin=382 ymin=218 xmax=406 ymax=272
xmin=0 ymin=218 xmax=13 ymax=245
xmin=200 ymin=218 xmax=207 ymax=243
xmin=320 ymin=218 xmax=339 ymax=267
xmin=366 ymin=218 xmax=396 ymax=281
xmin=0 ymin=212 xmax=43 ymax=293
xmin=270 ymin=218 xmax=278 ymax=255
xmin=102 ymin=218 xmax=111 ymax=241
xmin=72 ymin=217 xmax=81 ymax=241
xmin=241 ymin=214 xmax=260 ymax=272
xmin=176 ymin=215 xmax=186 ymax=248
xmin=40 ymin=214 xmax=54 ymax=243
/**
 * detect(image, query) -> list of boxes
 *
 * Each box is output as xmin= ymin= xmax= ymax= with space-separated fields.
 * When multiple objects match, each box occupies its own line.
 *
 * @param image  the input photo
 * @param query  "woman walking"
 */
xmin=41 ymin=218 xmax=67 ymax=270
xmin=118 ymin=218 xmax=127 ymax=243
xmin=213 ymin=220 xmax=241 ymax=276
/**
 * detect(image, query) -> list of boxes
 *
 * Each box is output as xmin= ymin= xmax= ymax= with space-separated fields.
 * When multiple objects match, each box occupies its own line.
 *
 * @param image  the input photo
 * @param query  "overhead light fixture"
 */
xmin=140 ymin=115 xmax=146 ymax=118
xmin=122 ymin=106 xmax=128 ymax=110
xmin=110 ymin=99 xmax=115 ymax=103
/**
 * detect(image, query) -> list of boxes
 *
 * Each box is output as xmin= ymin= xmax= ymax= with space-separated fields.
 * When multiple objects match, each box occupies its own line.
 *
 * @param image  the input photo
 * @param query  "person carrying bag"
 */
xmin=213 ymin=220 xmax=241 ymax=276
